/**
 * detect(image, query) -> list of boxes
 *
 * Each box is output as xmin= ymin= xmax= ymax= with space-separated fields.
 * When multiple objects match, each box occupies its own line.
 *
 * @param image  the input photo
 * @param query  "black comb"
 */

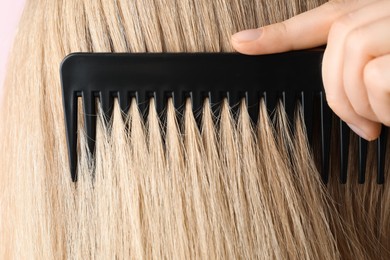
xmin=60 ymin=50 xmax=385 ymax=183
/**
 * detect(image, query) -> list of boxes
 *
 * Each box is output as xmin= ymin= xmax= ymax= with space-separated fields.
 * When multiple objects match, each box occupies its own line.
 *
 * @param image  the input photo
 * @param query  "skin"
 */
xmin=231 ymin=0 xmax=390 ymax=141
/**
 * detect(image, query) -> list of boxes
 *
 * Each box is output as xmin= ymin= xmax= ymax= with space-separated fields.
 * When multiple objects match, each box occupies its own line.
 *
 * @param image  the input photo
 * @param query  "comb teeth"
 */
xmin=82 ymin=91 xmax=97 ymax=156
xmin=302 ymin=91 xmax=314 ymax=145
xmin=319 ymin=91 xmax=332 ymax=183
xmin=64 ymin=92 xmax=78 ymax=180
xmin=339 ymin=120 xmax=350 ymax=184
xmin=281 ymin=91 xmax=297 ymax=127
xmin=119 ymin=91 xmax=130 ymax=114
xmin=358 ymin=137 xmax=368 ymax=184
xmin=61 ymin=51 xmax=385 ymax=183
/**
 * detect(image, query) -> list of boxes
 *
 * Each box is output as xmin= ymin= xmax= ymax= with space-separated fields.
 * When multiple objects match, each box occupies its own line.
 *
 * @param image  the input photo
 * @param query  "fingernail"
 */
xmin=232 ymin=29 xmax=262 ymax=43
xmin=347 ymin=123 xmax=369 ymax=140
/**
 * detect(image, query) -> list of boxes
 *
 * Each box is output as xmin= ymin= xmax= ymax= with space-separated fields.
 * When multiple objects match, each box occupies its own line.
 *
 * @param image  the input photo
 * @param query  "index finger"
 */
xmin=231 ymin=0 xmax=374 ymax=55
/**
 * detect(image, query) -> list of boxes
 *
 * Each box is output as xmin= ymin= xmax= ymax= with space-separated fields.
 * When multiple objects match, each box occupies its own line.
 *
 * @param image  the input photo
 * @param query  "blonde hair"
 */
xmin=0 ymin=0 xmax=389 ymax=259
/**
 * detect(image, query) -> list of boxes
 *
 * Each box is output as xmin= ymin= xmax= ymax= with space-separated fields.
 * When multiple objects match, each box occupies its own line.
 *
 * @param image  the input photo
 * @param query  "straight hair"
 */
xmin=0 ymin=0 xmax=389 ymax=259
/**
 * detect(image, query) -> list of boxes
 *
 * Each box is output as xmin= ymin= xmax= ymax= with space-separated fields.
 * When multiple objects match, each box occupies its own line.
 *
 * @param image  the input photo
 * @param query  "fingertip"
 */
xmin=347 ymin=122 xmax=381 ymax=141
xmin=365 ymin=123 xmax=382 ymax=141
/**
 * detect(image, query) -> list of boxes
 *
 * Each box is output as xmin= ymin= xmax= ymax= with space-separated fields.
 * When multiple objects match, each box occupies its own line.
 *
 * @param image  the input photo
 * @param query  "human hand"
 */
xmin=231 ymin=0 xmax=390 ymax=141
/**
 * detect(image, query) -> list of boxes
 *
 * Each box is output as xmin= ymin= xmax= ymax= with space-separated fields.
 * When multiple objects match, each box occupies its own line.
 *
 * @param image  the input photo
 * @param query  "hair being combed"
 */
xmin=0 ymin=0 xmax=389 ymax=259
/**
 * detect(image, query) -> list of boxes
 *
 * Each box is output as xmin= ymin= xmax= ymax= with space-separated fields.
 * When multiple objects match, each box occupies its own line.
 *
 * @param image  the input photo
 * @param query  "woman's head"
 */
xmin=0 ymin=0 xmax=388 ymax=259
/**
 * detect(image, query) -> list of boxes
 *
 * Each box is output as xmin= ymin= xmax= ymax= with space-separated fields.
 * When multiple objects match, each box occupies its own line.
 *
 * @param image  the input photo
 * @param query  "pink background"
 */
xmin=0 ymin=0 xmax=26 ymax=95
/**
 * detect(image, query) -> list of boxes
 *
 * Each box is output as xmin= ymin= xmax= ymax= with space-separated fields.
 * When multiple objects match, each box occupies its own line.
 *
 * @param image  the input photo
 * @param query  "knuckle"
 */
xmin=329 ymin=16 xmax=350 ymax=38
xmin=364 ymin=62 xmax=389 ymax=93
xmin=345 ymin=28 xmax=368 ymax=54
xmin=345 ymin=29 xmax=367 ymax=54
xmin=277 ymin=21 xmax=288 ymax=33
xmin=266 ymin=22 xmax=293 ymax=49
xmin=272 ymin=22 xmax=289 ymax=37
xmin=263 ymin=22 xmax=287 ymax=35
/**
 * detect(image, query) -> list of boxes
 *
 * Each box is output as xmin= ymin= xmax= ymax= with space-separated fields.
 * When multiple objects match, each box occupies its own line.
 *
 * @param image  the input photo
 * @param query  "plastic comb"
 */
xmin=60 ymin=50 xmax=386 ymax=183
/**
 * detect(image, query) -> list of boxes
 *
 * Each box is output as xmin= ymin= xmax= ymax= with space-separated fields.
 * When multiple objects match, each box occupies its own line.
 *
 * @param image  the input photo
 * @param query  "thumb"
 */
xmin=231 ymin=0 xmax=372 ymax=55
